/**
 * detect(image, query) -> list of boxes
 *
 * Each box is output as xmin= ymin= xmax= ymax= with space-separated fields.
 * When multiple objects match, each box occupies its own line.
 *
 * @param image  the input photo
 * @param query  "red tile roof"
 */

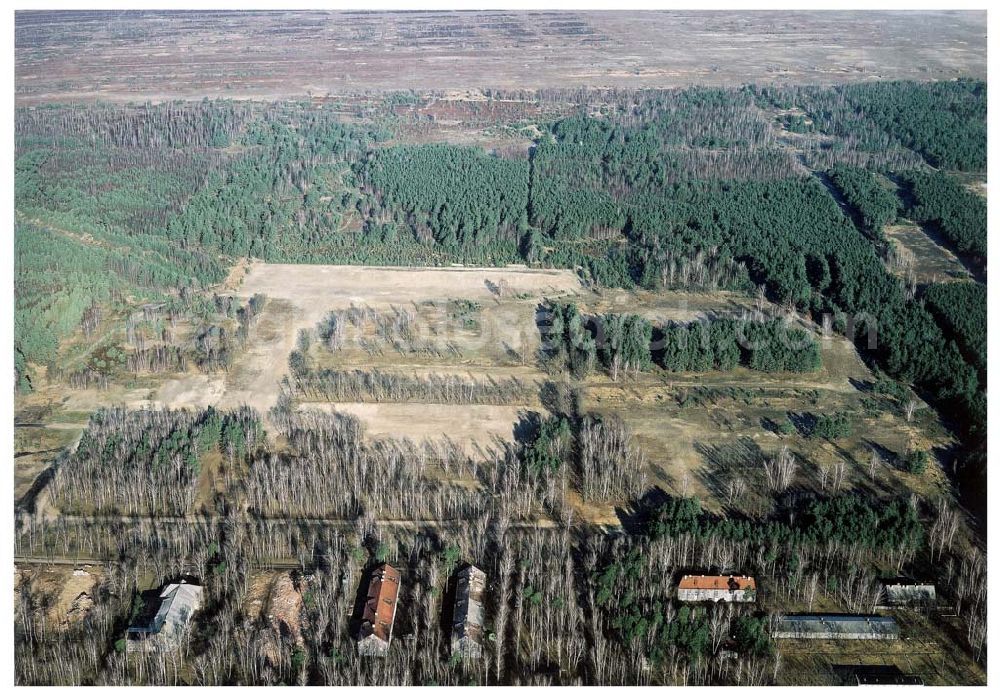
xmin=361 ymin=564 xmax=400 ymax=643
xmin=678 ymin=574 xmax=756 ymax=591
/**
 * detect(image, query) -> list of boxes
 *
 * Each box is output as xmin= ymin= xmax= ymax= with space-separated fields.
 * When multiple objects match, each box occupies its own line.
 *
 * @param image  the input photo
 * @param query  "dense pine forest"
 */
xmin=15 ymin=79 xmax=987 ymax=495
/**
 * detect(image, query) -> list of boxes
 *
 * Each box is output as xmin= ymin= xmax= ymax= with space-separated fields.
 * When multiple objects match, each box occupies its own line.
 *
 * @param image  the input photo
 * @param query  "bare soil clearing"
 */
xmin=16 ymin=564 xmax=103 ymax=630
xmin=237 ymin=263 xmax=582 ymax=305
xmin=300 ymin=403 xmax=536 ymax=458
xmin=15 ymin=262 xmax=956 ymax=527
xmin=151 ymin=263 xmax=582 ymax=417
xmin=242 ymin=571 xmax=306 ymax=665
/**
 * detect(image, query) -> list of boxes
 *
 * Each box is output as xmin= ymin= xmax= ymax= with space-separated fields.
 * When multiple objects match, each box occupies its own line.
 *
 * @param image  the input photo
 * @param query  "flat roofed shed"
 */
xmin=773 ymin=614 xmax=899 ymax=640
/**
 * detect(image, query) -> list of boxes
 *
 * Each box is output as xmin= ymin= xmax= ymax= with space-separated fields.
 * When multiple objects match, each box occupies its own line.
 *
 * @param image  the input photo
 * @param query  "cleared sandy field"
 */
xmin=237 ymin=263 xmax=582 ymax=305
xmin=299 ymin=403 xmax=538 ymax=458
xmin=153 ymin=263 xmax=581 ymax=417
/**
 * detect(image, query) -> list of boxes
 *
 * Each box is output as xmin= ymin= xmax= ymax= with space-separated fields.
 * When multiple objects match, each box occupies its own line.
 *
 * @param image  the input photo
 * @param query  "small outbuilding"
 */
xmin=676 ymin=574 xmax=756 ymax=603
xmin=772 ymin=614 xmax=899 ymax=640
xmin=451 ymin=565 xmax=487 ymax=658
xmin=357 ymin=564 xmax=401 ymax=657
xmin=126 ymin=581 xmax=203 ymax=652
xmin=882 ymin=581 xmax=936 ymax=607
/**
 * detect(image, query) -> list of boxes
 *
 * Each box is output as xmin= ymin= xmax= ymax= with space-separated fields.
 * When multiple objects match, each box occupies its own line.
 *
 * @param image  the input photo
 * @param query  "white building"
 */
xmin=676 ymin=574 xmax=756 ymax=603
xmin=126 ymin=581 xmax=203 ymax=652
xmin=451 ymin=565 xmax=487 ymax=658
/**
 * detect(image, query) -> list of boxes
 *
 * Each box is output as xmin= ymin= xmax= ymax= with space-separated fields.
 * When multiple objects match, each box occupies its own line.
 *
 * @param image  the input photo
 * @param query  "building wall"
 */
xmin=677 ymin=588 xmax=754 ymax=603
xmin=773 ymin=630 xmax=897 ymax=640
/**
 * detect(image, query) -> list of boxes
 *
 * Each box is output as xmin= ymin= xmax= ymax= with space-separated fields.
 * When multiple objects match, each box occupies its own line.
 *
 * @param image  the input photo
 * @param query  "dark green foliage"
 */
xmin=769 ymin=80 xmax=985 ymax=171
xmin=594 ymin=547 xmax=646 ymax=608
xmin=14 ymin=90 xmax=984 ymax=485
xmin=522 ymin=415 xmax=572 ymax=476
xmin=596 ymin=545 xmax=716 ymax=664
xmin=14 ymin=103 xmax=242 ymax=389
xmin=901 ymin=450 xmax=930 ymax=475
xmin=219 ymin=411 xmax=266 ymax=461
xmin=14 ymin=221 xmax=220 ymax=391
xmin=546 ymin=307 xmax=821 ymax=377
xmin=840 ymin=80 xmax=986 ymax=171
xmin=828 ymin=165 xmax=900 ymax=235
xmin=778 ymin=113 xmax=814 ymax=133
xmin=904 ymin=170 xmax=986 ymax=259
xmin=597 ymin=313 xmax=653 ymax=378
xmin=733 ymin=616 xmax=773 ymax=657
xmin=741 ymin=319 xmax=821 ymax=373
xmin=440 ymin=544 xmax=462 ymax=572
xmin=165 ymin=113 xmax=378 ymax=259
xmin=811 ymin=412 xmax=853 ymax=440
xmin=659 ymin=322 xmax=717 ymax=372
xmin=54 ymin=407 xmax=260 ymax=516
xmin=196 ymin=408 xmax=223 ymax=454
xmin=923 ymin=283 xmax=985 ymax=376
xmin=652 ymin=606 xmax=710 ymax=661
xmin=650 ymin=494 xmax=923 ymax=555
xmin=541 ymin=302 xmax=597 ymax=377
xmin=290 ymin=648 xmax=306 ymax=677
xmin=660 ymin=318 xmax=820 ymax=374
xmin=361 ymin=144 xmax=529 ymax=253
xmin=776 ymin=418 xmax=797 ymax=436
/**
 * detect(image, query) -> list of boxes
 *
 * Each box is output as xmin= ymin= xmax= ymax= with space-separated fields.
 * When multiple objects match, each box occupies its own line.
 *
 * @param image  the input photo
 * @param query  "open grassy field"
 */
xmin=15 ymin=10 xmax=985 ymax=104
xmin=885 ymin=222 xmax=974 ymax=284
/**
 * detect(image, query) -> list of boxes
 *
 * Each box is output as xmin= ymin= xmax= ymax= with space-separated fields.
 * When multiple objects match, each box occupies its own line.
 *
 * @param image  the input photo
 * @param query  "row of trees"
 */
xmin=649 ymin=494 xmax=924 ymax=572
xmin=922 ymin=282 xmax=985 ymax=379
xmin=827 ymin=165 xmax=899 ymax=236
xmin=661 ymin=316 xmax=821 ymax=373
xmin=290 ymin=367 xmax=536 ymax=405
xmin=904 ymin=170 xmax=987 ymax=259
xmin=542 ymin=302 xmax=821 ymax=378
